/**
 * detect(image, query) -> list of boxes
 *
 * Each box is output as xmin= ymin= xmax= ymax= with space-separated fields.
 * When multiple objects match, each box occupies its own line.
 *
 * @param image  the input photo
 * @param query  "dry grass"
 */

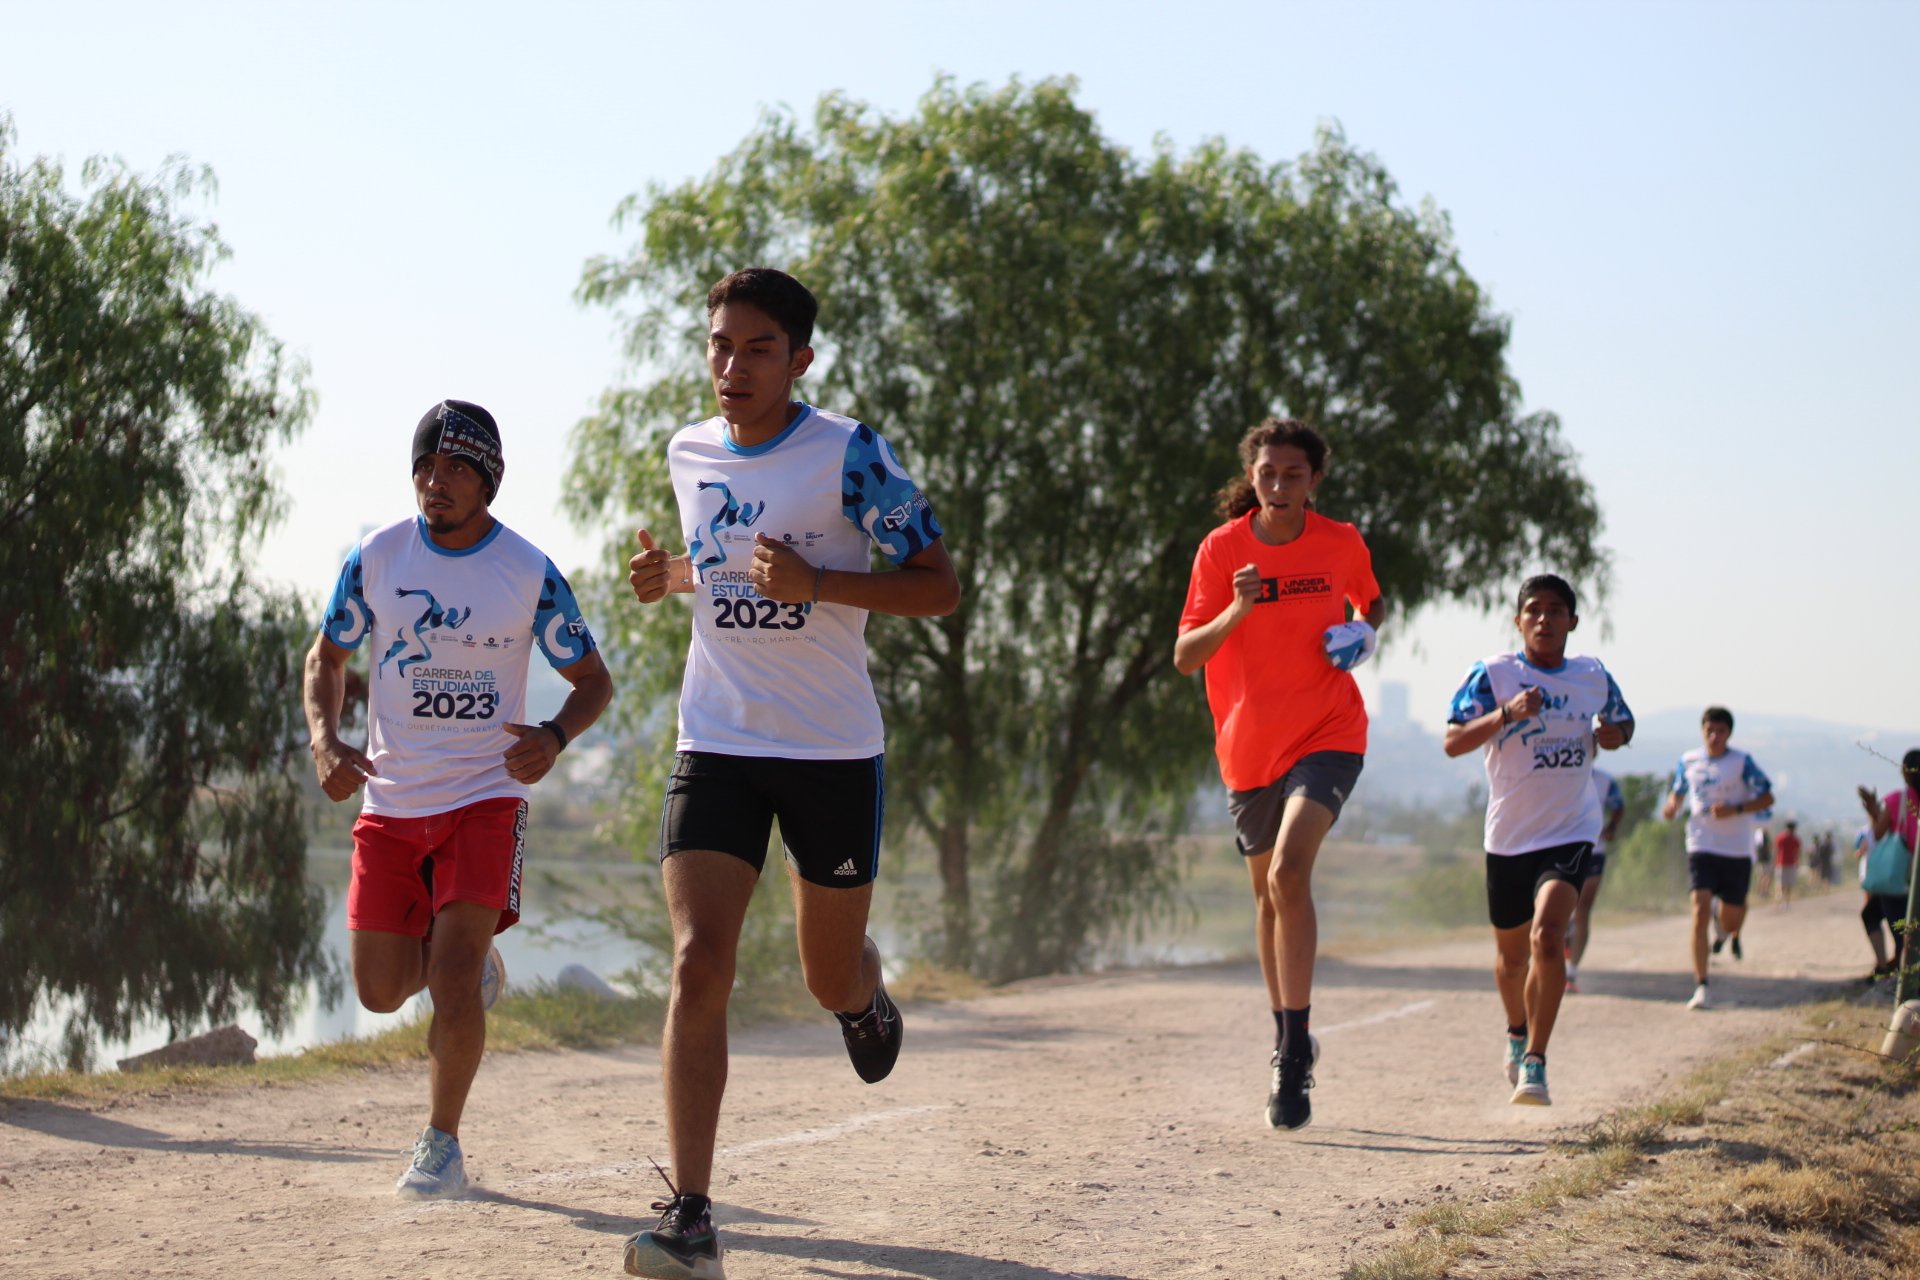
xmin=1348 ymin=997 xmax=1920 ymax=1279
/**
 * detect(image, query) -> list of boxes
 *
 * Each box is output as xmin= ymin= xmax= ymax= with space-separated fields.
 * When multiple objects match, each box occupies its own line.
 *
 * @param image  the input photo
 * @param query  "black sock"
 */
xmin=1272 ymin=1009 xmax=1286 ymax=1047
xmin=677 ymin=1192 xmax=711 ymax=1220
xmin=1507 ymin=1024 xmax=1527 ymax=1040
xmin=1281 ymin=1006 xmax=1311 ymax=1060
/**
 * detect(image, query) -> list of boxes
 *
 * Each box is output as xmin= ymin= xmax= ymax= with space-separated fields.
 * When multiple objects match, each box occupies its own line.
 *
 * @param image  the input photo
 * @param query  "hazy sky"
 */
xmin=6 ymin=1 xmax=1916 ymax=734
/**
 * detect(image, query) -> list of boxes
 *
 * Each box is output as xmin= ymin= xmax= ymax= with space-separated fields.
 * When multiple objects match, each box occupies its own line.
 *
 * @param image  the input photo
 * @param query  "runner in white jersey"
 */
xmin=1565 ymin=767 xmax=1625 ymax=993
xmin=1660 ymin=706 xmax=1775 ymax=1009
xmin=622 ymin=269 xmax=959 ymax=1280
xmin=1444 ymin=575 xmax=1633 ymax=1106
xmin=302 ymin=400 xmax=613 ymax=1199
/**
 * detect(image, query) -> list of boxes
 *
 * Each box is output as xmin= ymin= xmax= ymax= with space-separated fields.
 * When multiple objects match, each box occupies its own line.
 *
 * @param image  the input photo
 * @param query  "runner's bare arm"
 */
xmin=1443 ymin=686 xmax=1545 ymax=758
xmin=1173 ymin=563 xmax=1262 ymax=675
xmin=749 ymin=533 xmax=960 ymax=618
xmin=502 ymin=650 xmax=615 ymax=783
xmin=302 ymin=633 xmax=377 ymax=801
xmin=1711 ymin=788 xmax=1774 ymax=820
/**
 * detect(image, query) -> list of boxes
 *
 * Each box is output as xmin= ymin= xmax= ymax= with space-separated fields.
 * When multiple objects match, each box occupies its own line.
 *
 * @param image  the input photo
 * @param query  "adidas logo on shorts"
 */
xmin=833 ymin=859 xmax=859 ymax=877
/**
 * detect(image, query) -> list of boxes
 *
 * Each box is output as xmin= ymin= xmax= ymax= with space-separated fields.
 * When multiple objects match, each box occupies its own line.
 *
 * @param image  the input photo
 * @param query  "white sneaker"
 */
xmin=395 ymin=1126 xmax=467 ymax=1199
xmin=1504 ymin=1034 xmax=1527 ymax=1086
xmin=1686 ymin=984 xmax=1713 ymax=1011
xmin=479 ymin=944 xmax=507 ymax=1011
xmin=1510 ymin=1056 xmax=1551 ymax=1106
xmin=1565 ymin=964 xmax=1580 ymax=995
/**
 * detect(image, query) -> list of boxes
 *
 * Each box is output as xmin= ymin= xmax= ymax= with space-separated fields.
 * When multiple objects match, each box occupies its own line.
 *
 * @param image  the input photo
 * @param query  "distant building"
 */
xmin=1379 ymin=680 xmax=1410 ymax=731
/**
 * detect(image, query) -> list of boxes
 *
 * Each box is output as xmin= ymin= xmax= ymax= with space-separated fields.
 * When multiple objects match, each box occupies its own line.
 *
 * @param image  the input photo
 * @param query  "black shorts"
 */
xmin=1583 ymin=850 xmax=1607 ymax=881
xmin=1226 ymin=751 xmax=1365 ymax=856
xmin=1485 ymin=843 xmax=1590 ymax=930
xmin=1688 ymin=852 xmax=1752 ymax=907
xmin=659 ymin=751 xmax=884 ymax=887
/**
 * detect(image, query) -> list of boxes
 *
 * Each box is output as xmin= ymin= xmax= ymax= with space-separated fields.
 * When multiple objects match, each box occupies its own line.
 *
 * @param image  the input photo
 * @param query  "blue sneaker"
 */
xmin=1511 ymin=1056 xmax=1551 ymax=1106
xmin=394 ymin=1125 xmax=467 ymax=1199
xmin=1504 ymin=1034 xmax=1527 ymax=1087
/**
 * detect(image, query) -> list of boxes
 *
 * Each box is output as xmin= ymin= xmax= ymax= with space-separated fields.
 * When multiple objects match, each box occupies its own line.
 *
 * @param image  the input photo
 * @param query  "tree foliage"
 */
xmin=0 ymin=121 xmax=330 ymax=1069
xmin=568 ymin=78 xmax=1605 ymax=980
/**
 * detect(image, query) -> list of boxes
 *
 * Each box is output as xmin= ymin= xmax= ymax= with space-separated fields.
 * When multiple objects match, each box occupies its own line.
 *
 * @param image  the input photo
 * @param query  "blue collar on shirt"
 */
xmin=723 ymin=403 xmax=815 ymax=457
xmin=414 ymin=515 xmax=503 ymax=557
xmin=1515 ymin=652 xmax=1571 ymax=676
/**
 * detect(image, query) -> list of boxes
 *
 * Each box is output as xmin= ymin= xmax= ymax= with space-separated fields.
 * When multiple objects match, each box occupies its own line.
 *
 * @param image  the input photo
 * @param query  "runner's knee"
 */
xmin=671 ymin=934 xmax=738 ymax=1006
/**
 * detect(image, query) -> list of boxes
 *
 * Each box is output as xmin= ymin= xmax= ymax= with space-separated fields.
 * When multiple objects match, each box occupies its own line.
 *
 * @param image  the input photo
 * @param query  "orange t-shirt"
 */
xmin=1179 ymin=510 xmax=1381 ymax=791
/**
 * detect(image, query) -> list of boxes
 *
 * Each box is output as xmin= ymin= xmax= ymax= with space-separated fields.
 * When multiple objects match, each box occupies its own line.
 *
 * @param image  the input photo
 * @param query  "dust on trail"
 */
xmin=1 ymin=891 xmax=1868 ymax=1279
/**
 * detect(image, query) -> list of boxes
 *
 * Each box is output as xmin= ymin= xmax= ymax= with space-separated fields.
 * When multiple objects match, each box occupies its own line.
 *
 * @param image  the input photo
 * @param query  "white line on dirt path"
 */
xmin=1315 ymin=1000 xmax=1436 ymax=1036
xmin=720 ymin=1105 xmax=948 ymax=1158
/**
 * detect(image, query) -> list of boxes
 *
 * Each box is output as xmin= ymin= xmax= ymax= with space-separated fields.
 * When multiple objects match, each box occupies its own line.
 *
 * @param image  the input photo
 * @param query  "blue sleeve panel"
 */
xmin=320 ymin=545 xmax=371 ymax=649
xmin=841 ymin=423 xmax=944 ymax=565
xmin=1447 ymin=662 xmax=1494 ymax=724
xmin=534 ymin=560 xmax=598 ymax=668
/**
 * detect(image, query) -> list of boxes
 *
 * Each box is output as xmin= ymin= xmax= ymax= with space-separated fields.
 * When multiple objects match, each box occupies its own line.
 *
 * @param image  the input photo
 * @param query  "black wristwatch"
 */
xmin=540 ymin=719 xmax=569 ymax=752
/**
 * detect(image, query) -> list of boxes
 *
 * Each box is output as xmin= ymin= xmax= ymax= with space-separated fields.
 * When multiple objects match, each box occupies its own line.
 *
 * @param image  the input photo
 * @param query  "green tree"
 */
xmin=0 ymin=121 xmax=329 ymax=1070
xmin=569 ymin=78 xmax=1605 ymax=980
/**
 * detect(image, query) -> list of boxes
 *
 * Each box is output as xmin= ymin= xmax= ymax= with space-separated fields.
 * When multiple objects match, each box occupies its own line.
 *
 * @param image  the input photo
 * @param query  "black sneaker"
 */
xmin=1266 ymin=1033 xmax=1319 ymax=1132
xmin=1710 ymin=935 xmax=1726 ymax=956
xmin=625 ymin=1194 xmax=724 ymax=1280
xmin=836 ymin=978 xmax=903 ymax=1083
xmin=1731 ymin=934 xmax=1743 ymax=961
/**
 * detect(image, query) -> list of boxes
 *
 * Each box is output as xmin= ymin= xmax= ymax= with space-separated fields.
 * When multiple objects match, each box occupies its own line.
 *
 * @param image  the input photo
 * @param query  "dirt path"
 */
xmin=1 ymin=890 xmax=1874 ymax=1279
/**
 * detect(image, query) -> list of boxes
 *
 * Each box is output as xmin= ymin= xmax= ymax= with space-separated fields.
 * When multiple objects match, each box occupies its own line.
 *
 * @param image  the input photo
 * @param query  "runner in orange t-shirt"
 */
xmin=1176 ymin=417 xmax=1385 ymax=1132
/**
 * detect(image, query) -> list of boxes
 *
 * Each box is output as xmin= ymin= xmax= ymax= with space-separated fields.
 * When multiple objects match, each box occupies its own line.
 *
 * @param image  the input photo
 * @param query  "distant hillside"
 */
xmin=1360 ymin=704 xmax=1917 ymax=829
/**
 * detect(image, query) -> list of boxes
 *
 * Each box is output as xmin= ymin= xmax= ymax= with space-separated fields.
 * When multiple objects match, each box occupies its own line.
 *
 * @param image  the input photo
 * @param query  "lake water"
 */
xmin=12 ymin=837 xmax=1430 ymax=1073
xmin=9 ymin=850 xmax=649 ymax=1072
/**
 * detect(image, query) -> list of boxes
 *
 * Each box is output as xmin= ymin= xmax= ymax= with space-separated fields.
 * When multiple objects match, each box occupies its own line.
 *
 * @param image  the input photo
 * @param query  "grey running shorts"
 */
xmin=1226 ymin=750 xmax=1365 ymax=857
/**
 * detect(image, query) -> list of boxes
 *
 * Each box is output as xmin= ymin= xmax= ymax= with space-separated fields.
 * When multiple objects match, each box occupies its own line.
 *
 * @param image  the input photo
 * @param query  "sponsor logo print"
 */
xmin=1258 ymin=572 xmax=1333 ymax=604
xmin=833 ymin=859 xmax=859 ymax=877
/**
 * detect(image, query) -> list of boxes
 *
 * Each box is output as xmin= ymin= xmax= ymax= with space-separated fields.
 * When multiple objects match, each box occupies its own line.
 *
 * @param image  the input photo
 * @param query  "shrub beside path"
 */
xmin=0 ymin=891 xmax=1873 ymax=1279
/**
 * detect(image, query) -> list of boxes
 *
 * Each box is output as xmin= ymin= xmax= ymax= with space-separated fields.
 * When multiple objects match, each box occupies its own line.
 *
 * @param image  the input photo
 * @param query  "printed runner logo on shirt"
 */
xmin=1258 ymin=572 xmax=1334 ymax=604
xmin=380 ymin=588 xmax=473 ymax=675
xmin=688 ymin=480 xmax=764 ymax=573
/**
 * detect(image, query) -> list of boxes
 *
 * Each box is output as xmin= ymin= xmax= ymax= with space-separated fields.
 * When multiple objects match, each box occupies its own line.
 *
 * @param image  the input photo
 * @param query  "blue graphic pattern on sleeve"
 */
xmin=1741 ymin=755 xmax=1773 ymax=797
xmin=841 ymin=424 xmax=942 ymax=565
xmin=1447 ymin=663 xmax=1494 ymax=724
xmin=1671 ymin=759 xmax=1690 ymax=797
xmin=534 ymin=560 xmax=597 ymax=668
xmin=321 ymin=546 xmax=371 ymax=649
xmin=1601 ymin=672 xmax=1633 ymax=724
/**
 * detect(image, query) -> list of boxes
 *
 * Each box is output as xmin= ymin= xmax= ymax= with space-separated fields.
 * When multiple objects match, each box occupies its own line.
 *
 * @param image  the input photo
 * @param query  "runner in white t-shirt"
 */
xmin=303 ymin=400 xmax=613 ymax=1199
xmin=622 ymin=269 xmax=959 ymax=1280
xmin=1445 ymin=574 xmax=1633 ymax=1106
xmin=1565 ymin=767 xmax=1624 ymax=993
xmin=1661 ymin=707 xmax=1775 ymax=1009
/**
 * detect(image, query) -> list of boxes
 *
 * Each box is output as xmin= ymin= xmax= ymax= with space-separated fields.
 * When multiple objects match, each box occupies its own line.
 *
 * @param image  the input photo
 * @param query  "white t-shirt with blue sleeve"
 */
xmin=1447 ymin=652 xmax=1633 ymax=856
xmin=320 ymin=515 xmax=597 ymax=817
xmin=1671 ymin=747 xmax=1773 ymax=858
xmin=666 ymin=405 xmax=942 ymax=758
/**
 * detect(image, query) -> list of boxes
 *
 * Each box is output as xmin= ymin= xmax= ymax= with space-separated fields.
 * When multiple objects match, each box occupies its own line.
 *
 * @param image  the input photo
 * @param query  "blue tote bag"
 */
xmin=1865 ymin=794 xmax=1914 ymax=896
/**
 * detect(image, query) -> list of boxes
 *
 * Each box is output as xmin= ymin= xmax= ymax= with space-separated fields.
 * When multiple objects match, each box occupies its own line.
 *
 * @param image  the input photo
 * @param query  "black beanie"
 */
xmin=413 ymin=400 xmax=503 ymax=500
